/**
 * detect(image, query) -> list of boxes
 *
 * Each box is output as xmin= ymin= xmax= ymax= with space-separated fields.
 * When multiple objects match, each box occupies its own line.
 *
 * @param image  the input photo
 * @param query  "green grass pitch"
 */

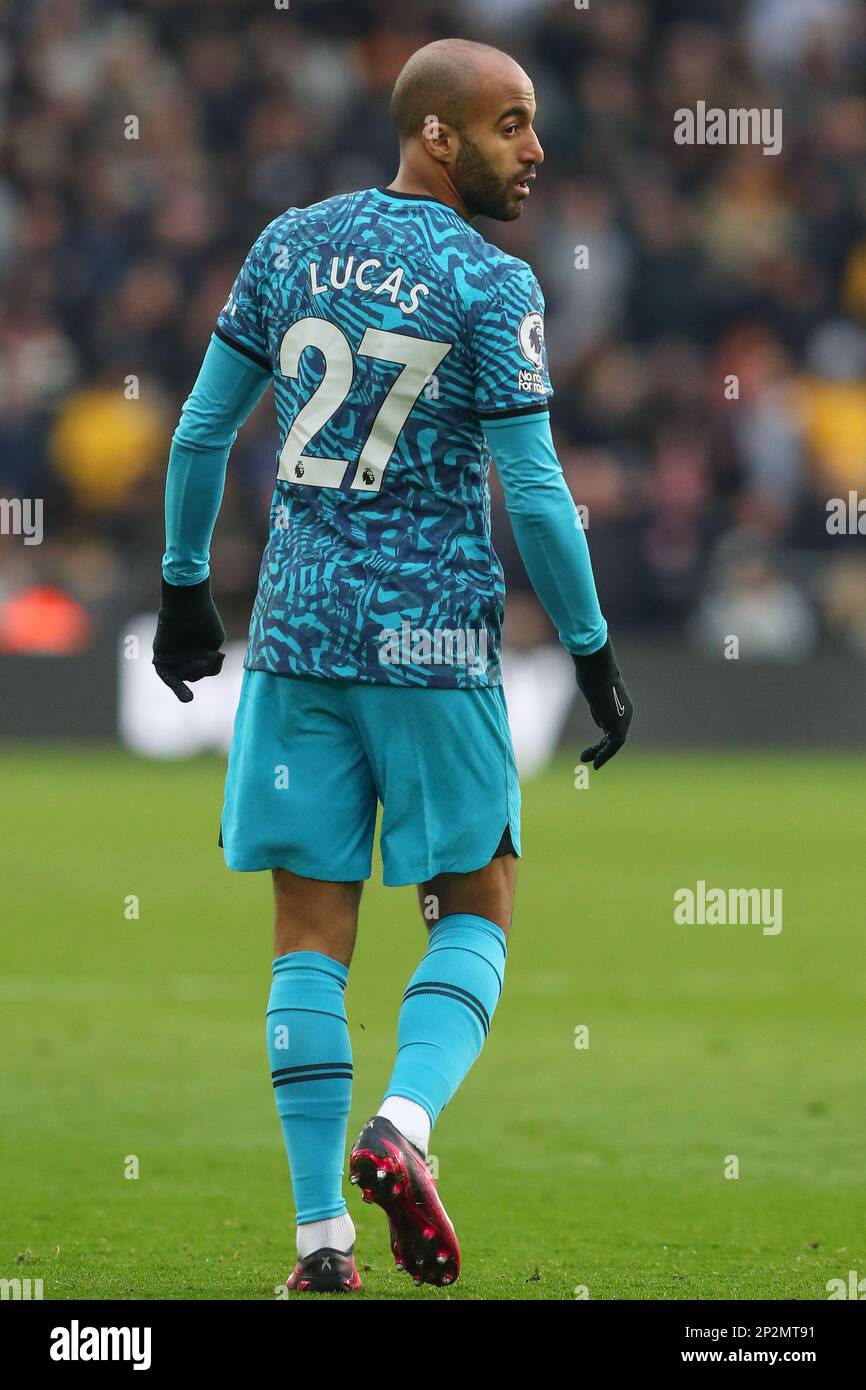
xmin=1 ymin=746 xmax=863 ymax=1300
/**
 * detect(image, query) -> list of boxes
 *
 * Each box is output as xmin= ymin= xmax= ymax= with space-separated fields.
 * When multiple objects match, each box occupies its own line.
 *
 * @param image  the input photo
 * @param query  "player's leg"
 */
xmin=347 ymin=682 xmax=520 ymax=1285
xmin=221 ymin=670 xmax=377 ymax=1292
xmin=353 ymin=854 xmax=516 ymax=1285
xmin=268 ymin=871 xmax=362 ymax=1290
xmin=376 ymin=685 xmax=520 ymax=1148
xmin=376 ymin=852 xmax=516 ymax=1147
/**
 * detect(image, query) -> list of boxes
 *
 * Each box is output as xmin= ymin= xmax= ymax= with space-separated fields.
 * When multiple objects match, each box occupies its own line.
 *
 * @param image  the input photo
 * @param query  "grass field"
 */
xmin=2 ymin=746 xmax=864 ymax=1301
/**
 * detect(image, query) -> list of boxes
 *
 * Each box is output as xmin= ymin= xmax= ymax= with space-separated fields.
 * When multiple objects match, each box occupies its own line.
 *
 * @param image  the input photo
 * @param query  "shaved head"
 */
xmin=388 ymin=39 xmax=543 ymax=222
xmin=391 ymin=39 xmax=518 ymax=146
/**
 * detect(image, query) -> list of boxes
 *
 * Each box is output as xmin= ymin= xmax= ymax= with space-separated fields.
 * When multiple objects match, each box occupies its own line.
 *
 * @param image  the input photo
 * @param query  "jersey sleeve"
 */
xmin=485 ymin=411 xmax=606 ymax=656
xmin=162 ymin=333 xmax=272 ymax=585
xmin=468 ymin=262 xmax=554 ymax=420
xmin=215 ymin=229 xmax=272 ymax=372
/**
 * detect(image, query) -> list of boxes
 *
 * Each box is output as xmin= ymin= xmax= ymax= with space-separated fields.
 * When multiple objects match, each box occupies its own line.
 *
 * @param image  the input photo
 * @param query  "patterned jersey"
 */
xmin=215 ymin=185 xmax=553 ymax=688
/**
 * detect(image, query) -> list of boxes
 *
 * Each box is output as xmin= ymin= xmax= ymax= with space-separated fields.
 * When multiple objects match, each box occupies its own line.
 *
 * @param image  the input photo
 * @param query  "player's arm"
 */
xmin=154 ymin=226 xmax=274 ymax=702
xmin=154 ymin=333 xmax=270 ymax=702
xmin=470 ymin=261 xmax=633 ymax=768
xmin=485 ymin=409 xmax=633 ymax=768
xmin=154 ymin=332 xmax=271 ymax=702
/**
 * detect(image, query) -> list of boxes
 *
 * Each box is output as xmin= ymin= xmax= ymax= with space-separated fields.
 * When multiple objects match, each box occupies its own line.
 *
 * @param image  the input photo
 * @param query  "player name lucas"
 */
xmin=308 ymin=256 xmax=431 ymax=315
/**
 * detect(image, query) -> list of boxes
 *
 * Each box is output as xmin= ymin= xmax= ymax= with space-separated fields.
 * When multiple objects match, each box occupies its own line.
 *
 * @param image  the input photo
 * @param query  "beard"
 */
xmin=453 ymin=131 xmax=520 ymax=221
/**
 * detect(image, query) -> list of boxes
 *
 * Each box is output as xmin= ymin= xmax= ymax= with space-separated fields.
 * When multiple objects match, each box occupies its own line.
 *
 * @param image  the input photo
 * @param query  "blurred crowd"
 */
xmin=2 ymin=0 xmax=866 ymax=659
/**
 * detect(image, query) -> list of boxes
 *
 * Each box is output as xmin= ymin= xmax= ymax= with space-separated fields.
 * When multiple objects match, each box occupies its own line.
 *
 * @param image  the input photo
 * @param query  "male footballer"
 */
xmin=153 ymin=37 xmax=633 ymax=1292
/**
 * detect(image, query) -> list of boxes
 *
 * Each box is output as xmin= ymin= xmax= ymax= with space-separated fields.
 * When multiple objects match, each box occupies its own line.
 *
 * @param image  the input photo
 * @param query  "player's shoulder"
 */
xmin=456 ymin=230 xmax=542 ymax=318
xmin=246 ymin=189 xmax=373 ymax=262
xmin=466 ymin=233 xmax=537 ymax=285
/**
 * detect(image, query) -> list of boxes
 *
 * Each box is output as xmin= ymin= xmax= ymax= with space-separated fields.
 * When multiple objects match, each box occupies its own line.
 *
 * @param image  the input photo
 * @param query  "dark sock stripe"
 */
xmin=403 ymin=978 xmax=492 ymax=1025
xmin=272 ymin=1069 xmax=353 ymax=1089
xmin=404 ymin=977 xmax=484 ymax=1006
xmin=430 ymin=920 xmax=508 ymax=962
xmin=271 ymin=1062 xmax=353 ymax=1079
xmin=265 ymin=1006 xmax=349 ymax=1023
xmin=426 ymin=945 xmax=505 ymax=993
xmin=402 ymin=982 xmax=490 ymax=1036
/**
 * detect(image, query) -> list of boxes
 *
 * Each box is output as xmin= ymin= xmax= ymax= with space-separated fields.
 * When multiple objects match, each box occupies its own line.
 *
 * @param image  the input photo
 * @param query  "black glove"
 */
xmin=153 ymin=577 xmax=225 ymax=703
xmin=572 ymin=636 xmax=633 ymax=770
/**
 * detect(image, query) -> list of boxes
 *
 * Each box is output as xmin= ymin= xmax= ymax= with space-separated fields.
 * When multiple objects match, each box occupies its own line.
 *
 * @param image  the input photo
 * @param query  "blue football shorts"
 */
xmin=220 ymin=670 xmax=521 ymax=886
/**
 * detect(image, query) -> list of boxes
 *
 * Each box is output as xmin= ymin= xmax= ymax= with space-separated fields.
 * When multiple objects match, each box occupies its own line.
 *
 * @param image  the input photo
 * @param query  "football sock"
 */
xmin=267 ymin=951 xmax=353 ymax=1227
xmin=377 ymin=1095 xmax=431 ymax=1156
xmin=383 ymin=913 xmax=507 ymax=1132
xmin=297 ymin=1213 xmax=355 ymax=1259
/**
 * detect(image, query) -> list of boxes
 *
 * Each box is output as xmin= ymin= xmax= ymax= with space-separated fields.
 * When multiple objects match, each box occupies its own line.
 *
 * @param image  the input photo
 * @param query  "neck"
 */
xmin=386 ymin=165 xmax=471 ymax=222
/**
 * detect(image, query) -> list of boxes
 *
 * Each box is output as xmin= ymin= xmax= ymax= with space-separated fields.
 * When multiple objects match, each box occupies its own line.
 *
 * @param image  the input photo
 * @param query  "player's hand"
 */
xmin=153 ymin=578 xmax=226 ymax=703
xmin=572 ymin=637 xmax=633 ymax=770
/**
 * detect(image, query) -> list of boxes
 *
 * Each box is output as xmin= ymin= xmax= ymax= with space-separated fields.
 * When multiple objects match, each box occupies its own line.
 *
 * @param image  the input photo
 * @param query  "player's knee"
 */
xmin=272 ymin=869 xmax=362 ymax=964
xmin=418 ymin=856 xmax=516 ymax=937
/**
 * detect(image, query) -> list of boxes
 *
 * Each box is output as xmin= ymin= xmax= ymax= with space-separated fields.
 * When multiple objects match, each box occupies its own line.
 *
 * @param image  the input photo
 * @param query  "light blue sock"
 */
xmin=266 ymin=951 xmax=352 ymax=1225
xmin=384 ymin=914 xmax=507 ymax=1127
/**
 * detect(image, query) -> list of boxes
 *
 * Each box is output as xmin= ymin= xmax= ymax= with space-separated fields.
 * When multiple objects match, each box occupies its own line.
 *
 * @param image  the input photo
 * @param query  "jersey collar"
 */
xmin=372 ymin=186 xmax=468 ymax=223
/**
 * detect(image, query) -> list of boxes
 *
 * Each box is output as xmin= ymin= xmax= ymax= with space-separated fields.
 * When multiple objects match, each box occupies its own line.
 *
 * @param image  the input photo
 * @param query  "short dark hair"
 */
xmin=390 ymin=39 xmax=513 ymax=146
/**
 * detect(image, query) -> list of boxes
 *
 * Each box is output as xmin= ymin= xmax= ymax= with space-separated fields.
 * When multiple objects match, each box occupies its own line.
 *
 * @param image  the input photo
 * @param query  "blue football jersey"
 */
xmin=215 ymin=185 xmax=553 ymax=688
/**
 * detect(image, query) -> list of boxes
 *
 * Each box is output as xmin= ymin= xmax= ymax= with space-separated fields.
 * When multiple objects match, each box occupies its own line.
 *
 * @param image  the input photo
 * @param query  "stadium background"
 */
xmin=2 ymin=0 xmax=865 ymax=1302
